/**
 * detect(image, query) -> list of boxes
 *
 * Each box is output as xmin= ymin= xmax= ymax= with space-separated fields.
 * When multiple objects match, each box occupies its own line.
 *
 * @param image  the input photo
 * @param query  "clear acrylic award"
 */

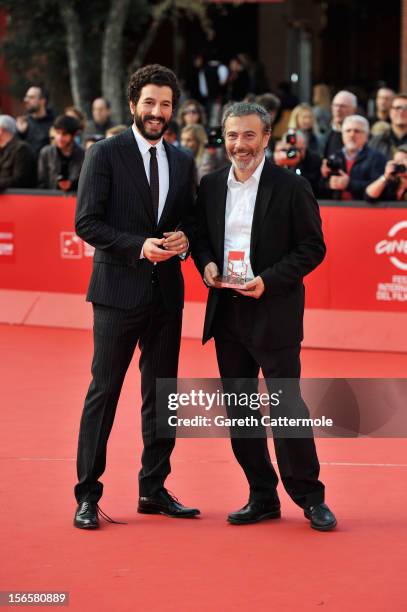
xmin=213 ymin=250 xmax=252 ymax=289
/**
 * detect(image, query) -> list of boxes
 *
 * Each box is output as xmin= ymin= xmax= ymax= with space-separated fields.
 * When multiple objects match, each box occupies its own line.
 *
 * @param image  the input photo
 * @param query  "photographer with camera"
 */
xmin=365 ymin=145 xmax=407 ymax=202
xmin=319 ymin=115 xmax=386 ymax=200
xmin=273 ymin=129 xmax=322 ymax=195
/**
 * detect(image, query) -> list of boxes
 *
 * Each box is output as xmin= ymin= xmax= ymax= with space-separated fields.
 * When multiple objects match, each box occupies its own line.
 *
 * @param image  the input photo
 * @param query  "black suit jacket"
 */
xmin=193 ymin=159 xmax=326 ymax=348
xmin=75 ymin=128 xmax=195 ymax=312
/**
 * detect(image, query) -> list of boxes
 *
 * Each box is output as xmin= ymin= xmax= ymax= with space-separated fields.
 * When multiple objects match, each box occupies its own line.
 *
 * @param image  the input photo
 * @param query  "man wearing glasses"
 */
xmin=370 ymin=93 xmax=407 ymax=160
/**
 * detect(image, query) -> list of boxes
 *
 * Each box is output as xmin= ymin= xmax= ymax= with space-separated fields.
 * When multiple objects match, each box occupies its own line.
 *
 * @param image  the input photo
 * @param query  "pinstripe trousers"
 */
xmin=74 ymin=285 xmax=182 ymax=502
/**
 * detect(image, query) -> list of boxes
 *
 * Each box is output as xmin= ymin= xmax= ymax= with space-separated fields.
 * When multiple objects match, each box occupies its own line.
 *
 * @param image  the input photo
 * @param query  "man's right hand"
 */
xmin=384 ymin=160 xmax=398 ymax=180
xmin=321 ymin=159 xmax=331 ymax=178
xmin=142 ymin=238 xmax=178 ymax=262
xmin=203 ymin=262 xmax=219 ymax=287
xmin=16 ymin=116 xmax=28 ymax=133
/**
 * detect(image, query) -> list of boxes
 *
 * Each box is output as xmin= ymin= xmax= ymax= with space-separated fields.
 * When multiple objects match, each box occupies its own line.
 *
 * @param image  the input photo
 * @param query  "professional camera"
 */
xmin=326 ymin=153 xmax=343 ymax=176
xmin=285 ymin=129 xmax=299 ymax=159
xmin=206 ymin=127 xmax=223 ymax=149
xmin=390 ymin=163 xmax=407 ymax=176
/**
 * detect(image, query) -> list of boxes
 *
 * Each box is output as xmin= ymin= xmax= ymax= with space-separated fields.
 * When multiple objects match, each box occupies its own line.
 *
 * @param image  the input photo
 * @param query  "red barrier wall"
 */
xmin=1 ymin=193 xmax=407 ymax=313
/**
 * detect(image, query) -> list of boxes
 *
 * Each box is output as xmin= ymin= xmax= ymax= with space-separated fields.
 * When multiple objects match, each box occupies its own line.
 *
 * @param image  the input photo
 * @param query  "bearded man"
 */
xmin=73 ymin=64 xmax=198 ymax=529
xmin=192 ymin=102 xmax=337 ymax=531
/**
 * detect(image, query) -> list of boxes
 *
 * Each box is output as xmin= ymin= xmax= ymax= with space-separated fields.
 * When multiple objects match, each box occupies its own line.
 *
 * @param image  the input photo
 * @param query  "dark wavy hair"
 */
xmin=127 ymin=64 xmax=180 ymax=107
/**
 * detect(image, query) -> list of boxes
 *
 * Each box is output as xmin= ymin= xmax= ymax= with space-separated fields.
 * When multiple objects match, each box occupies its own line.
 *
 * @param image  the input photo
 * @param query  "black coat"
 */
xmin=75 ymin=128 xmax=195 ymax=312
xmin=18 ymin=110 xmax=54 ymax=157
xmin=192 ymin=160 xmax=326 ymax=348
xmin=0 ymin=137 xmax=37 ymax=191
xmin=319 ymin=145 xmax=386 ymax=200
xmin=38 ymin=143 xmax=85 ymax=191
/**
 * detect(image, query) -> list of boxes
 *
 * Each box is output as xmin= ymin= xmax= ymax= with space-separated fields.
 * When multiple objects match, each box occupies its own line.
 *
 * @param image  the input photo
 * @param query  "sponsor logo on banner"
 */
xmin=60 ymin=232 xmax=95 ymax=259
xmin=375 ymin=221 xmax=407 ymax=301
xmin=0 ymin=223 xmax=15 ymax=262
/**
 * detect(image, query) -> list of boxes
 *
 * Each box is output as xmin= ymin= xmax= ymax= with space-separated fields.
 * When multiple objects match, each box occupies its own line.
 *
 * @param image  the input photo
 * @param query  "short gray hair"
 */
xmin=342 ymin=114 xmax=370 ymax=134
xmin=333 ymin=90 xmax=358 ymax=109
xmin=222 ymin=102 xmax=272 ymax=135
xmin=0 ymin=115 xmax=17 ymax=135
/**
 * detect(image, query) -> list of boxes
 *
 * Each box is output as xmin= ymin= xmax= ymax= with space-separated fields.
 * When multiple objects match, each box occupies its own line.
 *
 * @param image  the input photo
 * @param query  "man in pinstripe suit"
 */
xmin=73 ymin=65 xmax=199 ymax=529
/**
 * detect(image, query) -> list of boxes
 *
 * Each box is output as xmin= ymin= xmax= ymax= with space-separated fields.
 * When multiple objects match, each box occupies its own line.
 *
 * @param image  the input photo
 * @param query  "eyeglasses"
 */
xmin=184 ymin=108 xmax=199 ymax=114
xmin=391 ymin=105 xmax=407 ymax=112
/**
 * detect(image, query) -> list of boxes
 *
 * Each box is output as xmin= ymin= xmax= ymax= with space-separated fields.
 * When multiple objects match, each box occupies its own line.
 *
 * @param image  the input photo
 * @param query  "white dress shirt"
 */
xmin=223 ymin=157 xmax=265 ymax=279
xmin=132 ymin=125 xmax=169 ymax=221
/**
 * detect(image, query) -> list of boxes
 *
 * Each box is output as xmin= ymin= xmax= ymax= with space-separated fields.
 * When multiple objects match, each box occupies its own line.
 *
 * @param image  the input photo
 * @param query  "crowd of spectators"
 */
xmin=1 ymin=57 xmax=406 ymax=202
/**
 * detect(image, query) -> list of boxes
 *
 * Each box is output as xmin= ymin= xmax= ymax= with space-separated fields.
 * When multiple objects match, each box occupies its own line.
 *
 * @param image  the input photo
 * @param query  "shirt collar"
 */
xmin=227 ymin=155 xmax=265 ymax=189
xmin=342 ymin=145 xmax=364 ymax=161
xmin=132 ymin=124 xmax=165 ymax=156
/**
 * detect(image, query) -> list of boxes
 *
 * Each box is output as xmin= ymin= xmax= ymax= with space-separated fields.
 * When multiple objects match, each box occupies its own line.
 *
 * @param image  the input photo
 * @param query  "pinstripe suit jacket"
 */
xmin=75 ymin=128 xmax=195 ymax=312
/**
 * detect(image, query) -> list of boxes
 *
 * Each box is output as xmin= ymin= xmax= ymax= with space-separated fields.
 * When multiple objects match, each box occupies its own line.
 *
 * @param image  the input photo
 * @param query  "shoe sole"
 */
xmin=137 ymin=508 xmax=200 ymax=518
xmin=73 ymin=521 xmax=99 ymax=530
xmin=304 ymin=512 xmax=337 ymax=531
xmin=309 ymin=519 xmax=337 ymax=532
xmin=227 ymin=510 xmax=281 ymax=525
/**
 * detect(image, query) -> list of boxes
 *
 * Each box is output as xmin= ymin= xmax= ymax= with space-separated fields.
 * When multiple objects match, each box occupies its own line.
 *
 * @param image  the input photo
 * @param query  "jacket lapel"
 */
xmin=250 ymin=160 xmax=275 ymax=264
xmin=214 ymin=166 xmax=229 ymax=270
xmin=118 ymin=128 xmax=155 ymax=225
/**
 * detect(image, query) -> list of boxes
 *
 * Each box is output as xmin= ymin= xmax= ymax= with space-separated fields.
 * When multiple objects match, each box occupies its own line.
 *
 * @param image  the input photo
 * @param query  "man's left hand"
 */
xmin=329 ymin=170 xmax=350 ymax=191
xmin=235 ymin=275 xmax=265 ymax=299
xmin=58 ymin=179 xmax=73 ymax=192
xmin=162 ymin=231 xmax=189 ymax=255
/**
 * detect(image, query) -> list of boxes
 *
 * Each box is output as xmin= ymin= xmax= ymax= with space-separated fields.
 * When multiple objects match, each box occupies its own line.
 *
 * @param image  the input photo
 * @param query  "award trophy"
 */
xmin=213 ymin=250 xmax=252 ymax=289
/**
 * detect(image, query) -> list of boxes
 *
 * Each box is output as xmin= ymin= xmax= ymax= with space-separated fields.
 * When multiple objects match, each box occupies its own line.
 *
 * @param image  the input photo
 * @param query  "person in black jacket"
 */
xmin=16 ymin=85 xmax=54 ymax=157
xmin=365 ymin=144 xmax=407 ymax=202
xmin=0 ymin=115 xmax=36 ymax=191
xmin=193 ymin=102 xmax=337 ymax=531
xmin=73 ymin=65 xmax=198 ymax=529
xmin=319 ymin=115 xmax=386 ymax=200
xmin=38 ymin=115 xmax=84 ymax=191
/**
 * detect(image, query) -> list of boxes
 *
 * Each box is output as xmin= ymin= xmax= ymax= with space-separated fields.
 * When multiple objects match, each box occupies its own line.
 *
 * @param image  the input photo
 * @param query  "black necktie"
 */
xmin=149 ymin=146 xmax=159 ymax=222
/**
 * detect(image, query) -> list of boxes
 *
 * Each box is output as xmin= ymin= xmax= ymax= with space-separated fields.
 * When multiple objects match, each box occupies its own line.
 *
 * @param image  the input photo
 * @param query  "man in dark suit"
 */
xmin=73 ymin=64 xmax=199 ymax=529
xmin=193 ymin=102 xmax=337 ymax=531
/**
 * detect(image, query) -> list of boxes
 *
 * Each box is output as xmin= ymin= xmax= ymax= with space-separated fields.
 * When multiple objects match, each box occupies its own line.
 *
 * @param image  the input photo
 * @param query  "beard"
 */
xmin=26 ymin=104 xmax=40 ymax=115
xmin=134 ymin=111 xmax=168 ymax=141
xmin=228 ymin=146 xmax=264 ymax=172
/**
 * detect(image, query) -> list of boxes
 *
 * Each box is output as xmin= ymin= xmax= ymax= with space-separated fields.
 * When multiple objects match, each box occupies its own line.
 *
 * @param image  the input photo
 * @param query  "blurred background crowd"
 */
xmin=1 ymin=71 xmax=406 ymax=203
xmin=1 ymin=0 xmax=406 ymax=202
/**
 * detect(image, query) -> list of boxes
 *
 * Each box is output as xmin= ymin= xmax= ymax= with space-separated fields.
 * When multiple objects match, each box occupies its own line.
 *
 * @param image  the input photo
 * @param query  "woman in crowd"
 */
xmin=180 ymin=123 xmax=208 ymax=182
xmin=176 ymin=99 xmax=207 ymax=130
xmin=288 ymin=103 xmax=321 ymax=154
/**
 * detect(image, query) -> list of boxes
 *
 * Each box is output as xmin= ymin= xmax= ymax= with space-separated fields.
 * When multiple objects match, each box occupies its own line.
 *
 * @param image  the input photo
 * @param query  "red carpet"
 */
xmin=1 ymin=325 xmax=407 ymax=611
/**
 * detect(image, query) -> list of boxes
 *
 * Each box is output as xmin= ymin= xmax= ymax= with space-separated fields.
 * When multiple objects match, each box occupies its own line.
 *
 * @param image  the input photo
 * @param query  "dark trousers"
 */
xmin=213 ymin=292 xmax=325 ymax=509
xmin=74 ymin=287 xmax=182 ymax=503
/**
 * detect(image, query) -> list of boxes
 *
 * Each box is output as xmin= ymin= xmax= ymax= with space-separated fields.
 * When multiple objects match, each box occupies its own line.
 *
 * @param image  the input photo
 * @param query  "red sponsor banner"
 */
xmin=304 ymin=207 xmax=407 ymax=311
xmin=0 ymin=222 xmax=15 ymax=262
xmin=0 ymin=193 xmax=407 ymax=312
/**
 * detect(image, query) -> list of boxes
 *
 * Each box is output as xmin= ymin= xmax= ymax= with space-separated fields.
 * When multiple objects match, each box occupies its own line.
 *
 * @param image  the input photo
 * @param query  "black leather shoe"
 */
xmin=304 ymin=503 xmax=337 ymax=531
xmin=74 ymin=501 xmax=99 ymax=529
xmin=228 ymin=499 xmax=281 ymax=525
xmin=138 ymin=489 xmax=200 ymax=518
